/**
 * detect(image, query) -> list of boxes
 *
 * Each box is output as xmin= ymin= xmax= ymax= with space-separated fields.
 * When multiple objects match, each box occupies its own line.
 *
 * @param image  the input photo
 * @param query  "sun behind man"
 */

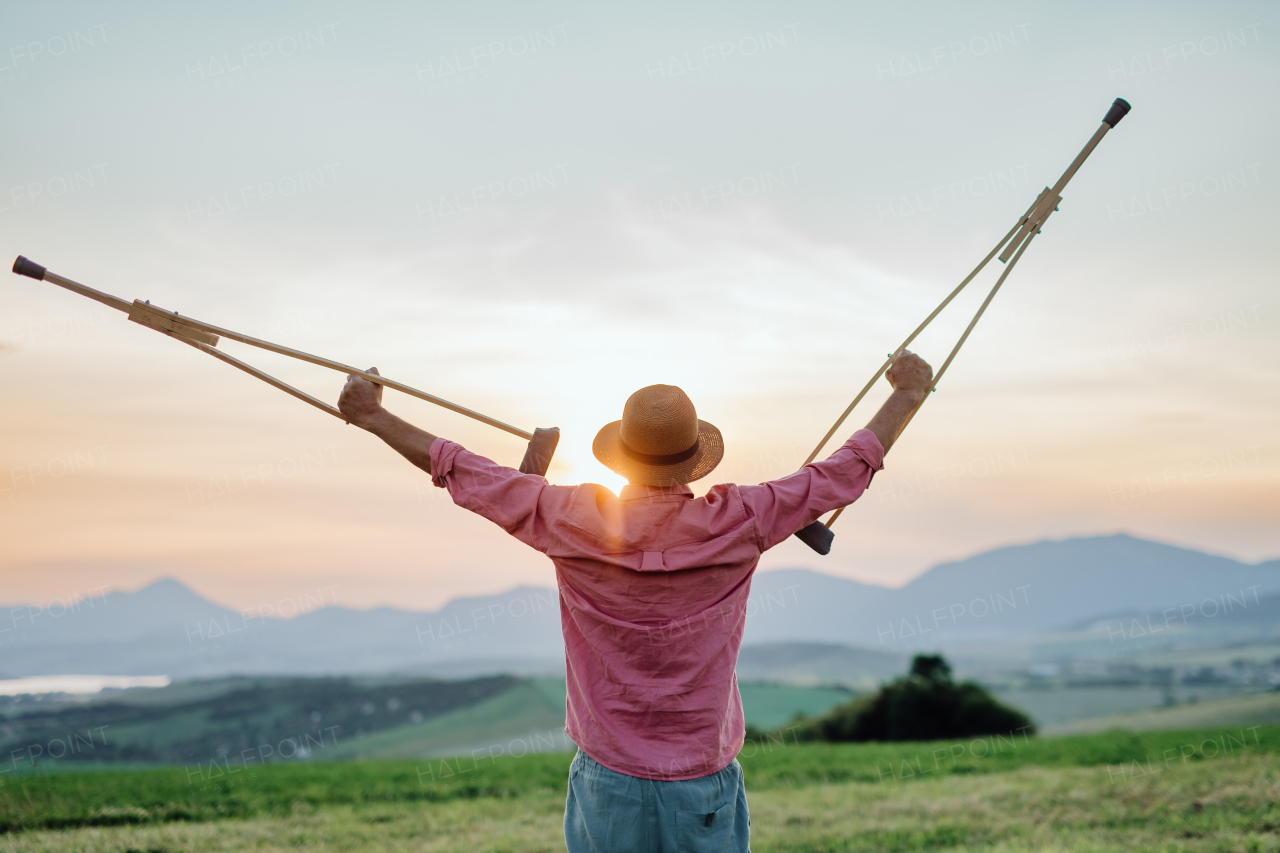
xmin=338 ymin=350 xmax=932 ymax=853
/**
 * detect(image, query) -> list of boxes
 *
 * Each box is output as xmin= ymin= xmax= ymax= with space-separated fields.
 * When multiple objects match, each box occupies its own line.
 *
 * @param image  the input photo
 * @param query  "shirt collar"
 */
xmin=618 ymin=483 xmax=694 ymax=501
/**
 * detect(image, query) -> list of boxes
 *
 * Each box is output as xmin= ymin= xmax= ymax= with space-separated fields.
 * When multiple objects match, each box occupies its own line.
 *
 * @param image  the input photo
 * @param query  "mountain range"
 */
xmin=2 ymin=534 xmax=1276 ymax=682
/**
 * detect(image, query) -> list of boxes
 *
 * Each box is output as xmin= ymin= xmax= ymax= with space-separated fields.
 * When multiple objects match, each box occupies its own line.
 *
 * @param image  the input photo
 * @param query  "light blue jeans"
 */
xmin=564 ymin=749 xmax=751 ymax=852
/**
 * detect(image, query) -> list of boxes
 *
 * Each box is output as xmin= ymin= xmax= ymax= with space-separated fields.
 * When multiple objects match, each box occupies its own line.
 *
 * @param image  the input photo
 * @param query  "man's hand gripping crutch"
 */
xmin=794 ymin=97 xmax=1132 ymax=555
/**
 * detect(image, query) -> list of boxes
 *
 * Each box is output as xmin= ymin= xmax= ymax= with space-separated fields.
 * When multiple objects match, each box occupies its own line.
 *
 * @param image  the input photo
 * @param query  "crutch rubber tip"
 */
xmin=794 ymin=520 xmax=834 ymax=555
xmin=518 ymin=427 xmax=561 ymax=478
xmin=12 ymin=256 xmax=47 ymax=280
xmin=1103 ymin=98 xmax=1131 ymax=128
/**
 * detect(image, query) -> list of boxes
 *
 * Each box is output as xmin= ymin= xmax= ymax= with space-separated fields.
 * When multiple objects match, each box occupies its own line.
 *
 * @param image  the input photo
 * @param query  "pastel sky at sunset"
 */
xmin=2 ymin=1 xmax=1275 ymax=614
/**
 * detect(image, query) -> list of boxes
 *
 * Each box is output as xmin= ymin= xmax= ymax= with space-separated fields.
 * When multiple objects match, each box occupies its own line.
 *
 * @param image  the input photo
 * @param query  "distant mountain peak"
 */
xmin=125 ymin=577 xmax=217 ymax=604
xmin=133 ymin=577 xmax=198 ymax=594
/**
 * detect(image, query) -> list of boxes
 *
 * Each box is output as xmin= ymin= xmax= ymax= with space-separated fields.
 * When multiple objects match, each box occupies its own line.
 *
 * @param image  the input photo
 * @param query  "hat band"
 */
xmin=619 ymin=436 xmax=701 ymax=466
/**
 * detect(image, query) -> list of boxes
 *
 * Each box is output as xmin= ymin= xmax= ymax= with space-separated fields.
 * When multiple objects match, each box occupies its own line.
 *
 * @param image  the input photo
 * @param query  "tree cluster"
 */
xmin=790 ymin=654 xmax=1036 ymax=742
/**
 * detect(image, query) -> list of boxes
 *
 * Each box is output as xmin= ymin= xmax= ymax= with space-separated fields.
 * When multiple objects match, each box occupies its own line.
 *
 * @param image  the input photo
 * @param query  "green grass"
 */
xmin=736 ymin=724 xmax=1278 ymax=788
xmin=2 ymin=725 xmax=1276 ymax=836
xmin=747 ymin=758 xmax=1280 ymax=853
xmin=4 ymin=746 xmax=1280 ymax=851
xmin=0 ymin=752 xmax=574 ymax=834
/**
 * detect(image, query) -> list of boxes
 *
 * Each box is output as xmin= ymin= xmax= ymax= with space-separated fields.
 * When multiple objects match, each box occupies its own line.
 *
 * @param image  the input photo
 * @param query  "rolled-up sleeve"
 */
xmin=740 ymin=429 xmax=885 ymax=552
xmin=430 ymin=438 xmax=563 ymax=552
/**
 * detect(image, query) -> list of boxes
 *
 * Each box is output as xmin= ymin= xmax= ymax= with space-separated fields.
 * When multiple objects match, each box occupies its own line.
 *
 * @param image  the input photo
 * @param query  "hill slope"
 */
xmin=1044 ymin=691 xmax=1280 ymax=735
xmin=0 ymin=675 xmax=519 ymax=765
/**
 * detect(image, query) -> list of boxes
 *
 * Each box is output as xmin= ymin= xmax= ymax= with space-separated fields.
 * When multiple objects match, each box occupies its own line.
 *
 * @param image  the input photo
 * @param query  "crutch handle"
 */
xmin=1103 ymin=98 xmax=1131 ymax=128
xmin=518 ymin=427 xmax=561 ymax=477
xmin=12 ymin=256 xmax=47 ymax=280
xmin=794 ymin=519 xmax=834 ymax=555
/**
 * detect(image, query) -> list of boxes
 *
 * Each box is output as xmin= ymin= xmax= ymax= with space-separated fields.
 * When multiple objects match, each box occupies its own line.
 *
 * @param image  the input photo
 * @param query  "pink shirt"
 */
xmin=430 ymin=429 xmax=884 ymax=780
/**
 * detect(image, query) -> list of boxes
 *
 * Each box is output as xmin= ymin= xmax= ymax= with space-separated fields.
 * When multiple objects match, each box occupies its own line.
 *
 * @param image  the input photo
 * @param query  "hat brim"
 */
xmin=592 ymin=419 xmax=724 ymax=486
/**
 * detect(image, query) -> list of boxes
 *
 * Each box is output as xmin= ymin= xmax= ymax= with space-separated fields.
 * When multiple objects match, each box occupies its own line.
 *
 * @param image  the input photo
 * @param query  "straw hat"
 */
xmin=593 ymin=385 xmax=724 ymax=486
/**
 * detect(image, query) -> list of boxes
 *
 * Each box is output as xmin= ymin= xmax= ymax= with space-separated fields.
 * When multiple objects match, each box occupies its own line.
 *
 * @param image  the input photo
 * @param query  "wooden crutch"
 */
xmin=8 ymin=258 xmax=561 ymax=476
xmin=794 ymin=97 xmax=1132 ymax=555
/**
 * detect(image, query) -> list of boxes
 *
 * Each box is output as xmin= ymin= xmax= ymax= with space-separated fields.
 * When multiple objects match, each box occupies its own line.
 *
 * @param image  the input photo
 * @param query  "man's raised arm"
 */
xmin=338 ymin=367 xmax=439 ymax=475
xmin=865 ymin=350 xmax=933 ymax=454
xmin=742 ymin=350 xmax=933 ymax=551
xmin=336 ymin=367 xmax=561 ymax=552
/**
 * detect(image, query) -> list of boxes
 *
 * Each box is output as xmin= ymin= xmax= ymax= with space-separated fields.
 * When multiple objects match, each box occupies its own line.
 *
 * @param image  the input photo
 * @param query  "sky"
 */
xmin=1 ymin=1 xmax=1276 ymax=615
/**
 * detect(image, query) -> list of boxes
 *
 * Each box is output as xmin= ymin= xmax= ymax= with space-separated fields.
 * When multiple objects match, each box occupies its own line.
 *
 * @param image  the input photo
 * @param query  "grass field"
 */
xmin=1047 ymin=691 xmax=1280 ymax=735
xmin=737 ymin=682 xmax=853 ymax=729
xmin=991 ymin=685 xmax=1251 ymax=727
xmin=4 ymin=759 xmax=1279 ymax=853
xmin=1131 ymin=642 xmax=1280 ymax=669
xmin=2 ymin=726 xmax=1277 ymax=851
xmin=321 ymin=681 xmax=568 ymax=760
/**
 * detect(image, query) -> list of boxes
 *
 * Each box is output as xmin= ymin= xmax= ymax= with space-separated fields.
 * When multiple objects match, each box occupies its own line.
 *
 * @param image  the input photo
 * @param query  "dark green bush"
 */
xmin=795 ymin=654 xmax=1035 ymax=742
